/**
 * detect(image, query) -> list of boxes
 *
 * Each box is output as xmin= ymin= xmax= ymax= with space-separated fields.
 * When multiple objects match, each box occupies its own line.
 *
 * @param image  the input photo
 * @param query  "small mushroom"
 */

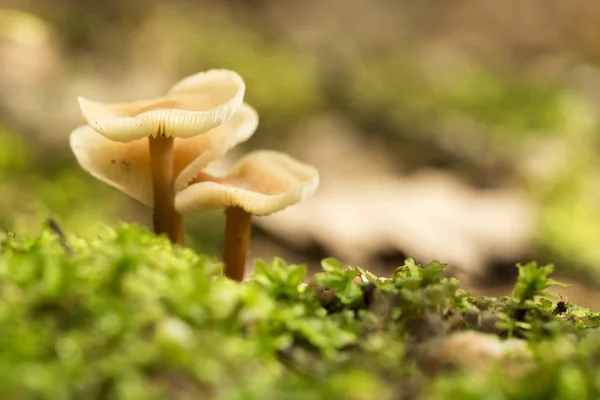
xmin=175 ymin=150 xmax=319 ymax=280
xmin=76 ymin=70 xmax=245 ymax=243
xmin=70 ymin=103 xmax=258 ymax=243
xmin=74 ymin=69 xmax=246 ymax=244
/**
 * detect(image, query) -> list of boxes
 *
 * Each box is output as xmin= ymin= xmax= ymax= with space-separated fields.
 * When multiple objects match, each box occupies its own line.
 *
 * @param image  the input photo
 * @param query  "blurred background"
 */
xmin=2 ymin=0 xmax=600 ymax=303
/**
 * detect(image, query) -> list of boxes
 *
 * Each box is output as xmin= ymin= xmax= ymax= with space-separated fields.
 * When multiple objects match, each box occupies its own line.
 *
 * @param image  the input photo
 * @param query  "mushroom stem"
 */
xmin=148 ymin=136 xmax=183 ymax=245
xmin=223 ymin=206 xmax=252 ymax=281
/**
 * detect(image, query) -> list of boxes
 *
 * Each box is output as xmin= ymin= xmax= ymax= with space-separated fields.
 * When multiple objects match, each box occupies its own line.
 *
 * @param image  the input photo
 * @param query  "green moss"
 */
xmin=1 ymin=224 xmax=600 ymax=399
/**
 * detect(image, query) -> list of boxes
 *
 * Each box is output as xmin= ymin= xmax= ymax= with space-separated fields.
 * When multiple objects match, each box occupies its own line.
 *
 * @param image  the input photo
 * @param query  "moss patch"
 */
xmin=1 ymin=223 xmax=600 ymax=399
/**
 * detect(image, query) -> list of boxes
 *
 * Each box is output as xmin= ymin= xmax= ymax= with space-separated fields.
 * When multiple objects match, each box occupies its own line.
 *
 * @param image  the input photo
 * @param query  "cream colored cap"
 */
xmin=78 ymin=69 xmax=245 ymax=142
xmin=70 ymin=103 xmax=259 ymax=206
xmin=174 ymin=104 xmax=258 ymax=192
xmin=175 ymin=150 xmax=319 ymax=216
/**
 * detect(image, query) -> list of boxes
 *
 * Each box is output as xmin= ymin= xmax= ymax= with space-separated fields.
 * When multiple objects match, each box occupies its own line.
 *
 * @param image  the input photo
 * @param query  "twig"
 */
xmin=45 ymin=218 xmax=73 ymax=255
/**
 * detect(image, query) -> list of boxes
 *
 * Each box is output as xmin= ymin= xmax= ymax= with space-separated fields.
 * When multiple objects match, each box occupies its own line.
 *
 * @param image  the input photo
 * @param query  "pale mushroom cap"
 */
xmin=175 ymin=150 xmax=320 ymax=216
xmin=78 ymin=69 xmax=245 ymax=142
xmin=174 ymin=104 xmax=258 ymax=192
xmin=69 ymin=103 xmax=259 ymax=206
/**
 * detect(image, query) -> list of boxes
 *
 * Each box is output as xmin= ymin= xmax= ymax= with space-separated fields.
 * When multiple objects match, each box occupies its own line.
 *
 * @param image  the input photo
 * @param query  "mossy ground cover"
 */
xmin=1 ymin=223 xmax=600 ymax=399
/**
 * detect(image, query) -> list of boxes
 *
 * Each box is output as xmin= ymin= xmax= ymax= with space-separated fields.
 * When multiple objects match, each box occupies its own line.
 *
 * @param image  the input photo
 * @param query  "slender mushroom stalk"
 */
xmin=223 ymin=207 xmax=253 ymax=280
xmin=176 ymin=150 xmax=320 ymax=281
xmin=71 ymin=70 xmax=255 ymax=244
xmin=148 ymin=135 xmax=182 ymax=244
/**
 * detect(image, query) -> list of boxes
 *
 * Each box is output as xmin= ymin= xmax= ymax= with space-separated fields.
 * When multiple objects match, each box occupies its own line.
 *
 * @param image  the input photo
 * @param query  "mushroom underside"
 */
xmin=192 ymin=168 xmax=298 ymax=196
xmin=77 ymin=70 xmax=246 ymax=142
xmin=175 ymin=151 xmax=319 ymax=216
xmin=69 ymin=104 xmax=258 ymax=206
xmin=110 ymin=92 xmax=238 ymax=118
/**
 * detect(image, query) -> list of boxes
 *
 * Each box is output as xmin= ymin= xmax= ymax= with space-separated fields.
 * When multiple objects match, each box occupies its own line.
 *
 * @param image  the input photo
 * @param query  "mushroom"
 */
xmin=175 ymin=150 xmax=319 ymax=281
xmin=70 ymin=102 xmax=258 ymax=244
xmin=74 ymin=69 xmax=246 ymax=244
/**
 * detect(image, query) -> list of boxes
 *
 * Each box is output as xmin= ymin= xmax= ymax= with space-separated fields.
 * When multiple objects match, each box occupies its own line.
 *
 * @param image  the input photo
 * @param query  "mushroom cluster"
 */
xmin=70 ymin=69 xmax=319 ymax=280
